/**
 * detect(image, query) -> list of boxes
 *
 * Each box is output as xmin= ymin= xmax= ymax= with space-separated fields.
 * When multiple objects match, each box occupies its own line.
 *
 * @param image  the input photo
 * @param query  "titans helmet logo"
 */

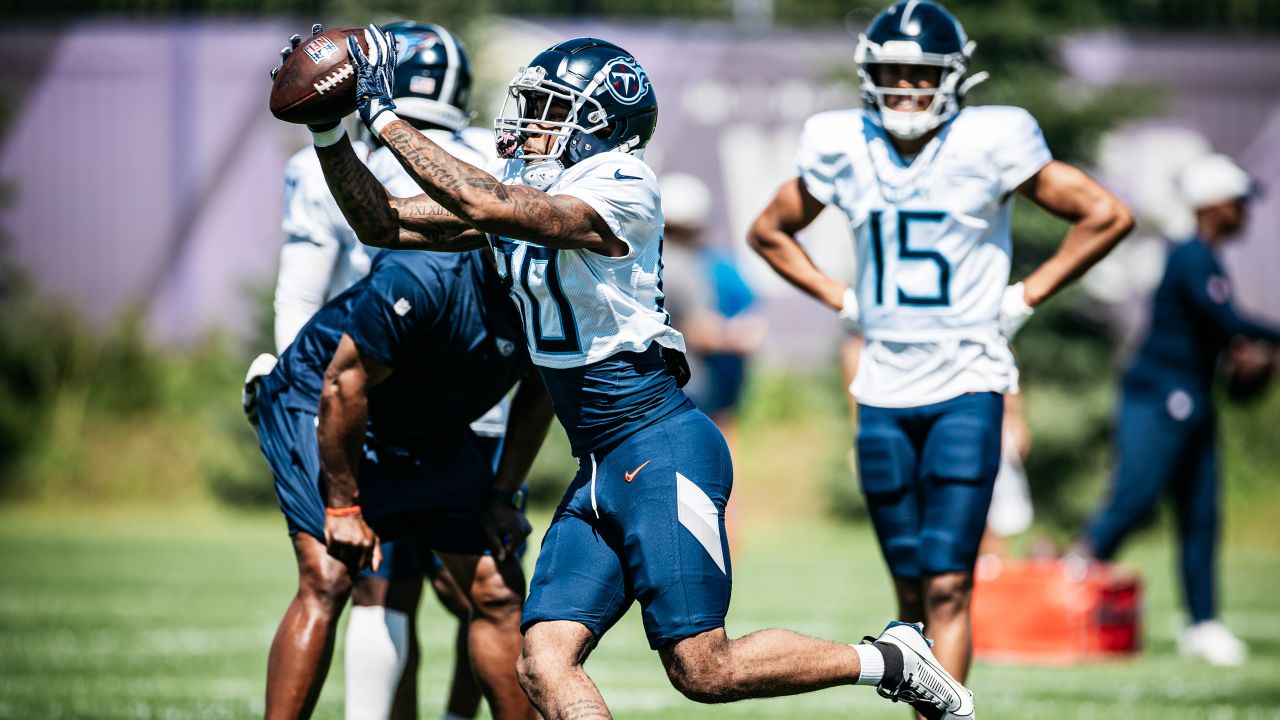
xmin=602 ymin=57 xmax=650 ymax=105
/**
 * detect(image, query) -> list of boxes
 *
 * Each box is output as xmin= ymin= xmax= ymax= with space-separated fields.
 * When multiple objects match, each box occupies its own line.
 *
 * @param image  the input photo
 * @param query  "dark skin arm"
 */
xmin=1014 ymin=160 xmax=1135 ymax=307
xmin=318 ymin=333 xmax=392 ymax=571
xmin=482 ymin=367 xmax=556 ymax=561
xmin=374 ymin=118 xmax=629 ymax=256
xmin=748 ymin=177 xmax=844 ymax=310
xmin=749 ymin=161 xmax=1135 ymax=311
xmin=315 ymin=134 xmax=486 ymax=252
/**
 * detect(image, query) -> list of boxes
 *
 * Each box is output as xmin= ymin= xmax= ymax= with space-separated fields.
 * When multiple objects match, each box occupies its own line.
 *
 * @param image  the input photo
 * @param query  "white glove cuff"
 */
xmin=1001 ymin=282 xmax=1035 ymax=336
xmin=370 ymin=110 xmax=398 ymax=137
xmin=311 ymin=123 xmax=347 ymax=148
xmin=837 ymin=287 xmax=862 ymax=334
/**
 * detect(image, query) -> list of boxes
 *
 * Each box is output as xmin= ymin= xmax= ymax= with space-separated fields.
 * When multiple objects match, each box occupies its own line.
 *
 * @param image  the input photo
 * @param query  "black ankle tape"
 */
xmin=874 ymin=641 xmax=905 ymax=686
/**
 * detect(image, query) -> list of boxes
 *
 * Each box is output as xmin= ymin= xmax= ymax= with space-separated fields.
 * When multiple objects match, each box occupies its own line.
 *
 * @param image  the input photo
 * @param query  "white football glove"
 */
xmin=1000 ymin=282 xmax=1035 ymax=338
xmin=242 ymin=352 xmax=279 ymax=427
xmin=837 ymin=287 xmax=862 ymax=335
xmin=349 ymin=25 xmax=399 ymax=134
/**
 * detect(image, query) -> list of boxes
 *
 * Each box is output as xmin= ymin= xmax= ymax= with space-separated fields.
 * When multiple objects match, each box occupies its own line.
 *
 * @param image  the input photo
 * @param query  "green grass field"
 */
xmin=1 ymin=505 xmax=1278 ymax=720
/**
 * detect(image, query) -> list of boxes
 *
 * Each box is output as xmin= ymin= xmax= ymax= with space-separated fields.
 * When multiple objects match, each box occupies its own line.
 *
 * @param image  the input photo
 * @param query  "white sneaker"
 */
xmin=1179 ymin=620 xmax=1247 ymax=667
xmin=866 ymin=621 xmax=975 ymax=719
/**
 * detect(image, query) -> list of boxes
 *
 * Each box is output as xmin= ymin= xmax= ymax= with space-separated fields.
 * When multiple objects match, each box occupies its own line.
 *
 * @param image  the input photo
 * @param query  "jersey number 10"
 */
xmin=868 ymin=210 xmax=951 ymax=307
xmin=519 ymin=247 xmax=582 ymax=354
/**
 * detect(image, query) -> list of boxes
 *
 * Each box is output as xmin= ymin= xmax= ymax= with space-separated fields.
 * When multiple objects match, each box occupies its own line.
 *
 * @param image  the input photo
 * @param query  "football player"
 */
xmin=252 ymin=243 xmax=549 ymax=720
xmin=749 ymin=0 xmax=1133 ymax=683
xmin=1078 ymin=153 xmax=1279 ymax=666
xmin=255 ymin=23 xmax=531 ymax=720
xmin=301 ymin=26 xmax=977 ymax=719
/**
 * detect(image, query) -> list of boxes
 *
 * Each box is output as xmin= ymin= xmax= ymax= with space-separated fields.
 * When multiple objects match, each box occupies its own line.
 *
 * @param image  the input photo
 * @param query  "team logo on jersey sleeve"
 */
xmin=603 ymin=57 xmax=651 ymax=105
xmin=1207 ymin=275 xmax=1232 ymax=304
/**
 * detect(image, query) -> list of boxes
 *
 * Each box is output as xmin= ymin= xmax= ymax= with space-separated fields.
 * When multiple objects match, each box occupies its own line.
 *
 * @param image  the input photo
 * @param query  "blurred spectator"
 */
xmin=1077 ymin=153 xmax=1280 ymax=666
xmin=658 ymin=172 xmax=766 ymax=444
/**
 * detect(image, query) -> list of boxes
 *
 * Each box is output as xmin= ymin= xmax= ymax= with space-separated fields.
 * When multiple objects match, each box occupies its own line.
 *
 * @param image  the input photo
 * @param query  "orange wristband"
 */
xmin=326 ymin=505 xmax=362 ymax=518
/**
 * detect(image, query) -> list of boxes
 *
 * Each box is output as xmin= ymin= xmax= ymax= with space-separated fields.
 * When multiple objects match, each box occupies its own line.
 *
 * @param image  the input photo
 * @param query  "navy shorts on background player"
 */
xmin=254 ymin=375 xmax=493 ymax=578
xmin=856 ymin=392 xmax=1003 ymax=579
xmin=255 ymin=374 xmax=326 ymax=541
xmin=522 ymin=408 xmax=732 ymax=649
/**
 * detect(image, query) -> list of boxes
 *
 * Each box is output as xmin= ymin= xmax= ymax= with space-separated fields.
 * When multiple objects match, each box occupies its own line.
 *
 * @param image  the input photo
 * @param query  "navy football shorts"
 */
xmin=855 ymin=391 xmax=1003 ymax=579
xmin=254 ymin=379 xmax=497 ymax=580
xmin=522 ymin=408 xmax=733 ymax=650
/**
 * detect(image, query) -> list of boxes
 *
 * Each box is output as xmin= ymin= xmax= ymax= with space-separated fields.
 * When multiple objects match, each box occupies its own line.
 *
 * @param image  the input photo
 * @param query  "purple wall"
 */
xmin=2 ymin=21 xmax=1277 ymax=362
xmin=0 ymin=20 xmax=310 ymax=343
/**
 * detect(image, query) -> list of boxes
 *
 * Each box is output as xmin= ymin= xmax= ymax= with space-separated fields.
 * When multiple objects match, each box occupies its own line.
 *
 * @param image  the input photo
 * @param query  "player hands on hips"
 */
xmin=749 ymin=0 xmax=1133 ymax=685
xmin=289 ymin=22 xmax=977 ymax=720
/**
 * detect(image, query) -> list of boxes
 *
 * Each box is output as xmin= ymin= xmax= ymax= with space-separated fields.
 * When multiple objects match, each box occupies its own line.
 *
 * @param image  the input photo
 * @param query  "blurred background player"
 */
xmin=1077 ymin=153 xmax=1280 ymax=667
xmin=250 ymin=23 xmax=515 ymax=720
xmin=315 ymin=27 xmax=977 ymax=719
xmin=657 ymin=172 xmax=766 ymax=446
xmin=749 ymin=0 xmax=1133 ymax=685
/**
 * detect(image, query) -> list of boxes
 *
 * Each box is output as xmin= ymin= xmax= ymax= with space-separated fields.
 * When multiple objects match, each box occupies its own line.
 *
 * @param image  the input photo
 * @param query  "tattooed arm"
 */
xmin=377 ymin=119 xmax=628 ymax=257
xmin=314 ymin=134 xmax=486 ymax=252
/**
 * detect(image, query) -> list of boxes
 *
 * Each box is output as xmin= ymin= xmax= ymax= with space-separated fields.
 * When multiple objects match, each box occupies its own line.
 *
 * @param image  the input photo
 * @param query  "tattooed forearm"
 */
xmin=383 ymin=228 xmax=487 ymax=252
xmin=315 ymin=136 xmax=401 ymax=248
xmin=377 ymin=118 xmax=619 ymax=253
xmin=559 ymin=699 xmax=612 ymax=720
xmin=316 ymin=135 xmax=479 ymax=252
xmin=381 ymin=122 xmax=474 ymax=202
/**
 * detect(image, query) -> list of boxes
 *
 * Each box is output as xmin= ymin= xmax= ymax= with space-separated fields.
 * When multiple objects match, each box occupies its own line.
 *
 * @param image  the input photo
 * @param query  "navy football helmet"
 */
xmin=384 ymin=21 xmax=472 ymax=131
xmin=494 ymin=37 xmax=658 ymax=164
xmin=854 ymin=0 xmax=987 ymax=139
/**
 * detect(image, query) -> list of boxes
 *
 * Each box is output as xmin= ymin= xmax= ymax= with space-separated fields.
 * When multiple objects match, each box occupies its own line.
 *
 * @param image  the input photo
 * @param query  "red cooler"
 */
xmin=971 ymin=556 xmax=1141 ymax=664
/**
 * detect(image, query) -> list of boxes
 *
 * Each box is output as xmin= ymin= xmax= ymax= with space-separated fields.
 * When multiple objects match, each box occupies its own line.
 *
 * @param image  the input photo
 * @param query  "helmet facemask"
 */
xmin=855 ymin=37 xmax=982 ymax=140
xmin=494 ymin=65 xmax=610 ymax=162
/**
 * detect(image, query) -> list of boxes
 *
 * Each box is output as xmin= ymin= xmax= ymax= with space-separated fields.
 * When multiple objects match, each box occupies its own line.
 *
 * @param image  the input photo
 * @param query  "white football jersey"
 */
xmin=276 ymin=140 xmax=378 ymax=352
xmin=488 ymin=152 xmax=686 ymax=369
xmin=797 ymin=106 xmax=1052 ymax=407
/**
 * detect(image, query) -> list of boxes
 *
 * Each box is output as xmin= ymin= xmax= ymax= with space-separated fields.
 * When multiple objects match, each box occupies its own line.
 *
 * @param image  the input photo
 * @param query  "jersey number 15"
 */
xmin=868 ymin=210 xmax=951 ymax=307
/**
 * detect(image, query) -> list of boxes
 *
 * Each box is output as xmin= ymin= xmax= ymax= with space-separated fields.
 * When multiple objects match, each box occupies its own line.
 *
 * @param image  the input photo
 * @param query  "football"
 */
xmin=269 ymin=28 xmax=367 ymax=125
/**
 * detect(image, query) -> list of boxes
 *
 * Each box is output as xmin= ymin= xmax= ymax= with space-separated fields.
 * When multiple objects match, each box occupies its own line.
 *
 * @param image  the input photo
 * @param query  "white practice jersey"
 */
xmin=798 ymin=106 xmax=1052 ymax=407
xmin=488 ymin=152 xmax=686 ymax=370
xmin=276 ymin=140 xmax=378 ymax=353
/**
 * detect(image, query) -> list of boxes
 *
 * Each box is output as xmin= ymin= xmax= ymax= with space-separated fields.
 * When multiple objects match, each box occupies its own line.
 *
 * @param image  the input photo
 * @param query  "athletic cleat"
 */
xmin=865 ymin=621 xmax=975 ymax=719
xmin=1179 ymin=620 xmax=1246 ymax=667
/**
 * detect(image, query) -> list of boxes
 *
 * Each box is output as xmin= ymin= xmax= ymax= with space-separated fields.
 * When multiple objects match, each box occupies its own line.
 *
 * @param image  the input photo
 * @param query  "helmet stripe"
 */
xmin=432 ymin=23 xmax=460 ymax=108
xmin=900 ymin=0 xmax=921 ymax=33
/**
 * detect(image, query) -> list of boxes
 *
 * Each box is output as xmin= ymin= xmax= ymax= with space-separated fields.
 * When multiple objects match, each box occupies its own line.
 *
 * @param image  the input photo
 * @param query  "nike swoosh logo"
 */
xmin=624 ymin=460 xmax=651 ymax=483
xmin=614 ymin=169 xmax=643 ymax=181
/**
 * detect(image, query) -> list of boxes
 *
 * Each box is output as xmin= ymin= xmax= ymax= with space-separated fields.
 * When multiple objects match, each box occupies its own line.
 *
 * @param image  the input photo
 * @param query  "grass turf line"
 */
xmin=0 ymin=507 xmax=1278 ymax=719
